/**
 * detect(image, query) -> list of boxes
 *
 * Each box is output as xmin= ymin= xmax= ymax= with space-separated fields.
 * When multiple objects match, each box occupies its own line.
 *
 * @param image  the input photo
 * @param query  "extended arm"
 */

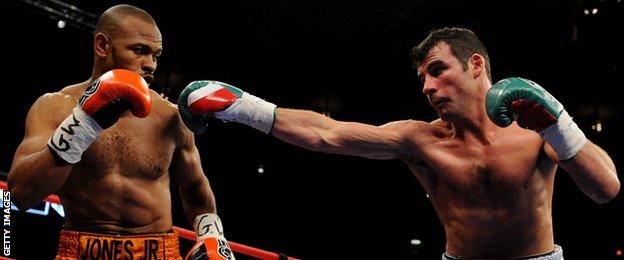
xmin=271 ymin=108 xmax=408 ymax=159
xmin=177 ymin=81 xmax=412 ymax=160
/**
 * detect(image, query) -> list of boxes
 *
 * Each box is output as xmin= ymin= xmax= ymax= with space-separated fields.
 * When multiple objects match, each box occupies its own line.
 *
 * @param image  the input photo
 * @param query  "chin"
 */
xmin=435 ymin=108 xmax=447 ymax=118
xmin=437 ymin=111 xmax=458 ymax=122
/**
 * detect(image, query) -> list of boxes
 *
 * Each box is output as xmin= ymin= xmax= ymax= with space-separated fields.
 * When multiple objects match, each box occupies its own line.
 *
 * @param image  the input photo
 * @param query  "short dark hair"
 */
xmin=411 ymin=27 xmax=491 ymax=81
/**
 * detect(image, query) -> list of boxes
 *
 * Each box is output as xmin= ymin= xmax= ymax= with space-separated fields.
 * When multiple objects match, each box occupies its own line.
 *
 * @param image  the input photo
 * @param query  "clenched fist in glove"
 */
xmin=177 ymin=80 xmax=276 ymax=135
xmin=47 ymin=69 xmax=150 ymax=164
xmin=486 ymin=77 xmax=587 ymax=160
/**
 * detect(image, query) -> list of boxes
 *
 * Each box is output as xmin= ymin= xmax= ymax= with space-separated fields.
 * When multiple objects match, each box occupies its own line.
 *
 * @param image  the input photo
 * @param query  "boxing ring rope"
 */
xmin=0 ymin=181 xmax=299 ymax=260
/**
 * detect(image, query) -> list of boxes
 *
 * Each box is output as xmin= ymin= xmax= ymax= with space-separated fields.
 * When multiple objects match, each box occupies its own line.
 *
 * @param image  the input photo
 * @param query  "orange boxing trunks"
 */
xmin=55 ymin=229 xmax=182 ymax=260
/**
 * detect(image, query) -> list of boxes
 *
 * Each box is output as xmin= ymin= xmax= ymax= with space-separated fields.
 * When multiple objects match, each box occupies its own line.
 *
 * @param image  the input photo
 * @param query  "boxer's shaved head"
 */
xmin=91 ymin=4 xmax=162 ymax=81
xmin=94 ymin=4 xmax=156 ymax=37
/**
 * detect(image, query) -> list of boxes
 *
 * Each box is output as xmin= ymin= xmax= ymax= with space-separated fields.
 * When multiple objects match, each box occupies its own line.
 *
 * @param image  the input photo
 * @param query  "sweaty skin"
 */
xmin=411 ymin=44 xmax=554 ymax=256
xmin=9 ymin=8 xmax=214 ymax=234
xmin=268 ymin=42 xmax=618 ymax=258
xmin=401 ymin=119 xmax=555 ymax=257
xmin=47 ymin=87 xmax=184 ymax=233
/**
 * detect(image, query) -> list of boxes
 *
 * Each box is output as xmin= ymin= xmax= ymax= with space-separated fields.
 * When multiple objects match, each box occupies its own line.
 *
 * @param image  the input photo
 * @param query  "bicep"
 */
xmin=321 ymin=121 xmax=408 ymax=159
xmin=170 ymin=128 xmax=207 ymax=187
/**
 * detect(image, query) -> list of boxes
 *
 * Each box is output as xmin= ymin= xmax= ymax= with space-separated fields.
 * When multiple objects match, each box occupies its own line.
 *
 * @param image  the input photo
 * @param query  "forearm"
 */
xmin=271 ymin=108 xmax=339 ymax=151
xmin=272 ymin=108 xmax=406 ymax=159
xmin=8 ymin=148 xmax=72 ymax=209
xmin=272 ymin=108 xmax=405 ymax=159
xmin=179 ymin=177 xmax=216 ymax=225
xmin=560 ymin=141 xmax=619 ymax=203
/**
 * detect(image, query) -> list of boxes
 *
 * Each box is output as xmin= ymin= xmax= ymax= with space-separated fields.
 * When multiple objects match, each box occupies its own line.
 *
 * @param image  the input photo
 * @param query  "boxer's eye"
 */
xmin=132 ymin=45 xmax=150 ymax=55
xmin=428 ymin=62 xmax=446 ymax=77
xmin=153 ymin=53 xmax=161 ymax=62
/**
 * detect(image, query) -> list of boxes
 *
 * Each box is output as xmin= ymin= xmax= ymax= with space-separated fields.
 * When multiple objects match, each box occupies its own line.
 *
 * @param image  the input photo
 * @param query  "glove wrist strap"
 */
xmin=215 ymin=93 xmax=276 ymax=134
xmin=47 ymin=107 xmax=103 ymax=164
xmin=194 ymin=213 xmax=225 ymax=241
xmin=540 ymin=110 xmax=587 ymax=160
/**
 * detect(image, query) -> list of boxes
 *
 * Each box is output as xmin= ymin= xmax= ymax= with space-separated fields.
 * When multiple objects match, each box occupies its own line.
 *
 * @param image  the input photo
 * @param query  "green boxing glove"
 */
xmin=486 ymin=77 xmax=587 ymax=160
xmin=178 ymin=80 xmax=276 ymax=135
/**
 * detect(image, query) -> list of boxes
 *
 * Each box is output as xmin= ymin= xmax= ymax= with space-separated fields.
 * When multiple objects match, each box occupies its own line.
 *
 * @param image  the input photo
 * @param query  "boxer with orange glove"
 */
xmin=9 ymin=5 xmax=227 ymax=259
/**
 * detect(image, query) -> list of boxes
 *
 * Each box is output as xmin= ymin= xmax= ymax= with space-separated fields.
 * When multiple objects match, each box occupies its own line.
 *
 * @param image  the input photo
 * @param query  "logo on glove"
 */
xmin=79 ymin=79 xmax=101 ymax=107
xmin=217 ymin=239 xmax=233 ymax=259
xmin=49 ymin=113 xmax=81 ymax=152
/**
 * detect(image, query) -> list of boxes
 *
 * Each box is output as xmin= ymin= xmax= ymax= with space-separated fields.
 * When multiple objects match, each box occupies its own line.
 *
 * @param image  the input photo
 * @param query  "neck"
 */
xmin=451 ymin=113 xmax=499 ymax=145
xmin=91 ymin=58 xmax=110 ymax=82
xmin=91 ymin=67 xmax=105 ymax=82
xmin=450 ymin=79 xmax=497 ymax=144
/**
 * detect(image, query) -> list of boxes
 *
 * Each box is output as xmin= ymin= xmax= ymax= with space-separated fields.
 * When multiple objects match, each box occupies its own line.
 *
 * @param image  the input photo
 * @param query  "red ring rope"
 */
xmin=0 ymin=181 xmax=299 ymax=260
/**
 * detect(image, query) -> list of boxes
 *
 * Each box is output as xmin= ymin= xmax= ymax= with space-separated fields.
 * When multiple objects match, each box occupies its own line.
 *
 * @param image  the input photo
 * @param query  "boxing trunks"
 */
xmin=55 ymin=229 xmax=182 ymax=260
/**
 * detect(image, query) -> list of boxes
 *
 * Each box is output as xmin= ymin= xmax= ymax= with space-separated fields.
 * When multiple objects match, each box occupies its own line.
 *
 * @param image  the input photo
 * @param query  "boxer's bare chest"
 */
xmin=431 ymin=145 xmax=540 ymax=204
xmin=407 ymin=129 xmax=549 ymax=205
xmin=79 ymin=113 xmax=176 ymax=180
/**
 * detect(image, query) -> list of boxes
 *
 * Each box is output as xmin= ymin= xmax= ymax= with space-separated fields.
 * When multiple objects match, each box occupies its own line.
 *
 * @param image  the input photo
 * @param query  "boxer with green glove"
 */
xmin=178 ymin=27 xmax=619 ymax=259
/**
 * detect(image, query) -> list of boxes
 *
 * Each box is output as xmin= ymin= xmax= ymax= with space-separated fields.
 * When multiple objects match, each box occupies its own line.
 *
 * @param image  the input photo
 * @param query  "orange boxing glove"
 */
xmin=48 ymin=69 xmax=151 ymax=164
xmin=185 ymin=213 xmax=235 ymax=260
xmin=80 ymin=69 xmax=151 ymax=126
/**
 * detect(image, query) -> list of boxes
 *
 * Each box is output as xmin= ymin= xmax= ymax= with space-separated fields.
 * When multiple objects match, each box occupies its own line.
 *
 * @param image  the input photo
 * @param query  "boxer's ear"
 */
xmin=469 ymin=53 xmax=485 ymax=79
xmin=95 ymin=33 xmax=111 ymax=58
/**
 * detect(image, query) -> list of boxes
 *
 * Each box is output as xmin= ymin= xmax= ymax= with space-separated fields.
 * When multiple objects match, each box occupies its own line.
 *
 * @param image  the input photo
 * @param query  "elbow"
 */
xmin=592 ymin=178 xmax=620 ymax=204
xmin=7 ymin=187 xmax=30 ymax=210
xmin=7 ymin=178 xmax=35 ymax=210
xmin=308 ymin=138 xmax=329 ymax=153
xmin=299 ymin=131 xmax=334 ymax=153
xmin=309 ymin=134 xmax=343 ymax=154
xmin=593 ymin=194 xmax=616 ymax=204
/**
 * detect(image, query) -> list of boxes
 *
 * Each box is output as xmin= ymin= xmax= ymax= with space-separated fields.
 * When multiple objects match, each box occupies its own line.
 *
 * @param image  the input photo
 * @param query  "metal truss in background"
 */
xmin=10 ymin=0 xmax=97 ymax=31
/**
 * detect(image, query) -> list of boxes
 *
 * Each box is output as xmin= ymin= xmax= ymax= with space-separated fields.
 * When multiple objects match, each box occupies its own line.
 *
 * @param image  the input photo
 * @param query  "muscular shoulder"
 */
xmin=21 ymin=83 xmax=87 ymax=133
xmin=150 ymin=90 xmax=179 ymax=117
xmin=374 ymin=119 xmax=450 ymax=161
xmin=150 ymin=91 xmax=194 ymax=143
xmin=34 ymin=92 xmax=74 ymax=108
xmin=30 ymin=90 xmax=78 ymax=125
xmin=428 ymin=119 xmax=453 ymax=136
xmin=38 ymin=81 xmax=88 ymax=106
xmin=381 ymin=119 xmax=451 ymax=138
